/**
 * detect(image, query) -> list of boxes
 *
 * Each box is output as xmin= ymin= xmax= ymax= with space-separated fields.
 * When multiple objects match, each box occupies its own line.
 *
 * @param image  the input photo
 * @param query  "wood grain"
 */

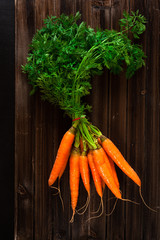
xmin=15 ymin=0 xmax=35 ymax=239
xmin=15 ymin=0 xmax=160 ymax=239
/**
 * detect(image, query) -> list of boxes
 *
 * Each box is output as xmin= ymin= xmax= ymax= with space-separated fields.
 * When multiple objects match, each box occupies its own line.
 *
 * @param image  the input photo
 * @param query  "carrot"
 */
xmin=70 ymin=147 xmax=80 ymax=223
xmin=59 ymin=159 xmax=68 ymax=180
xmin=87 ymin=150 xmax=104 ymax=220
xmin=100 ymin=135 xmax=141 ymax=187
xmin=79 ymin=152 xmax=90 ymax=194
xmin=99 ymin=147 xmax=119 ymax=189
xmin=99 ymin=147 xmax=113 ymax=177
xmin=98 ymin=138 xmax=120 ymax=189
xmin=75 ymin=152 xmax=90 ymax=215
xmin=48 ymin=126 xmax=75 ymax=186
xmin=88 ymin=150 xmax=103 ymax=198
xmin=93 ymin=147 xmax=122 ymax=199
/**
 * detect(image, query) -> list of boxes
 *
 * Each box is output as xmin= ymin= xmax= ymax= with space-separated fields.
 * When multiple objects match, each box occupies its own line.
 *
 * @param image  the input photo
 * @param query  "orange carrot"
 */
xmin=88 ymin=150 xmax=103 ymax=198
xmin=100 ymin=148 xmax=119 ymax=188
xmin=93 ymin=147 xmax=122 ymax=199
xmin=48 ymin=126 xmax=75 ymax=186
xmin=98 ymin=138 xmax=120 ymax=189
xmin=79 ymin=153 xmax=90 ymax=194
xmin=59 ymin=158 xmax=68 ymax=180
xmin=70 ymin=147 xmax=80 ymax=223
xmin=100 ymin=135 xmax=141 ymax=187
xmin=99 ymin=147 xmax=113 ymax=177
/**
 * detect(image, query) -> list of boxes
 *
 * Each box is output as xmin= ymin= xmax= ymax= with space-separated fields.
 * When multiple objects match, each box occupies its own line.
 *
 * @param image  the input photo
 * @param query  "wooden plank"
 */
xmin=106 ymin=1 xmax=129 ymax=239
xmin=34 ymin=3 xmax=52 ymax=240
xmin=126 ymin=1 xmax=160 ymax=239
xmin=33 ymin=2 xmax=66 ymax=240
xmin=15 ymin=0 xmax=35 ymax=239
xmin=125 ymin=2 xmax=147 ymax=239
xmin=125 ymin=53 xmax=146 ymax=239
xmin=87 ymin=3 xmax=110 ymax=239
xmin=60 ymin=0 xmax=76 ymax=15
xmin=141 ymin=5 xmax=160 ymax=240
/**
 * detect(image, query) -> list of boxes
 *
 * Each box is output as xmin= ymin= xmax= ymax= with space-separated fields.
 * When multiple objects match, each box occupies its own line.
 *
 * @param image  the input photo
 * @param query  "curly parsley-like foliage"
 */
xmin=22 ymin=11 xmax=146 ymax=119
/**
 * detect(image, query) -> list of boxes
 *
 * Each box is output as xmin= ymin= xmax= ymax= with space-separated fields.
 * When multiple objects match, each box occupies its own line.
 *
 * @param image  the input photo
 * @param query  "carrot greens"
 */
xmin=22 ymin=10 xmax=146 ymax=119
xmin=22 ymin=11 xmax=151 ymax=221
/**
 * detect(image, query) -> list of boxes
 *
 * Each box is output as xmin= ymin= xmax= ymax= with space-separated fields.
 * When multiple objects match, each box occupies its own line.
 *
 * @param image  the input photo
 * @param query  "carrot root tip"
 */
xmin=121 ymin=198 xmax=140 ymax=205
xmin=58 ymin=178 xmax=64 ymax=212
xmin=70 ymin=210 xmax=75 ymax=223
xmin=139 ymin=187 xmax=157 ymax=213
xmin=91 ymin=197 xmax=102 ymax=214
xmin=106 ymin=198 xmax=118 ymax=216
xmin=50 ymin=186 xmax=60 ymax=195
xmin=76 ymin=194 xmax=90 ymax=215
xmin=86 ymin=197 xmax=104 ymax=222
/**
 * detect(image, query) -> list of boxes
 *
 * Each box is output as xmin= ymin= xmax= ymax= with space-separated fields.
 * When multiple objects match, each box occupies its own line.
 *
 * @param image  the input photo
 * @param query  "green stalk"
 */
xmin=72 ymin=119 xmax=80 ymax=128
xmin=79 ymin=120 xmax=97 ymax=149
xmin=87 ymin=123 xmax=102 ymax=137
xmin=78 ymin=123 xmax=93 ymax=149
xmin=74 ymin=128 xmax=80 ymax=148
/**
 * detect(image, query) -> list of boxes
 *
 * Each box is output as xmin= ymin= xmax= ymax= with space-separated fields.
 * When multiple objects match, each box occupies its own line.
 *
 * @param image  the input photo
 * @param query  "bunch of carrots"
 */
xmin=22 ymin=11 xmax=155 ymax=222
xmin=48 ymin=117 xmax=144 ymax=222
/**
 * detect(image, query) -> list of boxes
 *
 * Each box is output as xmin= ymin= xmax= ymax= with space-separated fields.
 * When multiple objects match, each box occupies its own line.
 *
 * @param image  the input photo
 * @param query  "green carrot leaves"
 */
xmin=119 ymin=10 xmax=147 ymax=37
xmin=22 ymin=11 xmax=146 ymax=118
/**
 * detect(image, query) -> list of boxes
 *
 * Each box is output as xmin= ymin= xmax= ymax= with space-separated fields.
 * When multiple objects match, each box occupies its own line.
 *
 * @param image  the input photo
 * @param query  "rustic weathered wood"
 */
xmin=125 ymin=2 xmax=146 ymax=239
xmin=125 ymin=1 xmax=160 ymax=240
xmin=15 ymin=0 xmax=160 ymax=239
xmin=15 ymin=0 xmax=35 ymax=239
xmin=104 ymin=1 xmax=127 ymax=240
xmin=140 ymin=3 xmax=160 ymax=240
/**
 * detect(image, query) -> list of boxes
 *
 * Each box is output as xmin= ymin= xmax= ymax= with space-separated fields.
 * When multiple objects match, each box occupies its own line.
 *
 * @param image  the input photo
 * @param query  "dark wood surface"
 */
xmin=15 ymin=0 xmax=160 ymax=239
